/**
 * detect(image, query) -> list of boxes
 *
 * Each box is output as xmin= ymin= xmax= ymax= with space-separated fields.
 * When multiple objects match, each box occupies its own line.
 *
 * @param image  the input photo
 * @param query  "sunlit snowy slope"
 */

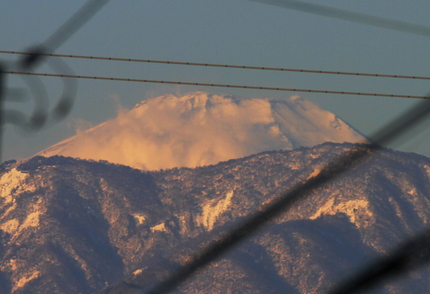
xmin=38 ymin=92 xmax=364 ymax=170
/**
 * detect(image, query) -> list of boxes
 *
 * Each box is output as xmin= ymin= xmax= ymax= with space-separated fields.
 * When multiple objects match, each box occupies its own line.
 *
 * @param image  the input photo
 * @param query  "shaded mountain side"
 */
xmin=0 ymin=157 xmax=162 ymax=293
xmin=1 ymin=142 xmax=430 ymax=293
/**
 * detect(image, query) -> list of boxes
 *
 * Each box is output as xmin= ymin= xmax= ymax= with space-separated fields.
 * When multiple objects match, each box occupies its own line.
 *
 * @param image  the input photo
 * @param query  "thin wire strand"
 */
xmin=0 ymin=0 xmax=110 ymax=163
xmin=328 ymin=228 xmax=430 ymax=294
xmin=43 ymin=0 xmax=111 ymax=51
xmin=250 ymin=0 xmax=430 ymax=37
xmin=4 ymin=71 xmax=428 ymax=99
xmin=2 ymin=50 xmax=430 ymax=81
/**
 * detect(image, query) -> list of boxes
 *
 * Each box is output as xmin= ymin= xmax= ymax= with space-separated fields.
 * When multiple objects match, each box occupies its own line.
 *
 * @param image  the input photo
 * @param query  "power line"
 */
xmin=2 ymin=50 xmax=430 ymax=81
xmin=0 ymin=0 xmax=110 ymax=162
xmin=328 ymin=228 xmax=430 ymax=294
xmin=44 ymin=0 xmax=110 ymax=51
xmin=19 ymin=0 xmax=110 ymax=68
xmin=250 ymin=0 xmax=430 ymax=37
xmin=4 ymin=71 xmax=428 ymax=100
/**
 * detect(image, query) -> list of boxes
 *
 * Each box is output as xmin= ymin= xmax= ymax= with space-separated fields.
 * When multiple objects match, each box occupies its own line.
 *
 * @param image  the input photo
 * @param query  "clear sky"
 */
xmin=1 ymin=0 xmax=430 ymax=162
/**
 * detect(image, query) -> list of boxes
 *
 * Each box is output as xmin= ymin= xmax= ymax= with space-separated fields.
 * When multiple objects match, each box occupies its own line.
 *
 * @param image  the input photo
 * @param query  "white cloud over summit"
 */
xmin=38 ymin=92 xmax=364 ymax=170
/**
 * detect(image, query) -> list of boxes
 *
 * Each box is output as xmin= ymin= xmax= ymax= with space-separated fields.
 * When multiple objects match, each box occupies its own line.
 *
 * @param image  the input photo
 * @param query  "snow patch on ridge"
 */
xmin=306 ymin=168 xmax=322 ymax=181
xmin=1 ymin=198 xmax=44 ymax=237
xmin=310 ymin=197 xmax=373 ymax=228
xmin=20 ymin=211 xmax=41 ymax=230
xmin=197 ymin=190 xmax=234 ymax=231
xmin=13 ymin=270 xmax=40 ymax=292
xmin=0 ymin=169 xmax=40 ymax=234
xmin=132 ymin=213 xmax=146 ymax=225
xmin=151 ymin=223 xmax=167 ymax=232
xmin=133 ymin=268 xmax=145 ymax=276
xmin=0 ymin=219 xmax=19 ymax=234
xmin=0 ymin=168 xmax=32 ymax=203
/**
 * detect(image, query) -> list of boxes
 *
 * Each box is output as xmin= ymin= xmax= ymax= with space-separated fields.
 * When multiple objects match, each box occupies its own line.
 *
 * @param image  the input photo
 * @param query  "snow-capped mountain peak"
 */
xmin=37 ymin=92 xmax=365 ymax=170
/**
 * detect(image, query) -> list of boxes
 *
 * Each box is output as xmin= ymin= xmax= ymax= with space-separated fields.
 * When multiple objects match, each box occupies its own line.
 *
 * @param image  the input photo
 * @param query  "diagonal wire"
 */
xmin=44 ymin=0 xmax=110 ymax=51
xmin=20 ymin=0 xmax=111 ymax=68
xmin=327 ymin=228 xmax=430 ymax=294
xmin=2 ymin=50 xmax=430 ymax=81
xmin=3 ymin=60 xmax=78 ymax=131
xmin=4 ymin=71 xmax=429 ymax=100
xmin=0 ymin=0 xmax=110 ymax=163
xmin=250 ymin=0 xmax=430 ymax=37
xmin=99 ymin=96 xmax=430 ymax=294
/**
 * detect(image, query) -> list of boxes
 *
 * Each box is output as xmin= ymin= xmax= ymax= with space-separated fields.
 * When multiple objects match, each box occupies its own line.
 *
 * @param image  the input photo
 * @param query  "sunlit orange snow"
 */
xmin=38 ymin=92 xmax=365 ymax=170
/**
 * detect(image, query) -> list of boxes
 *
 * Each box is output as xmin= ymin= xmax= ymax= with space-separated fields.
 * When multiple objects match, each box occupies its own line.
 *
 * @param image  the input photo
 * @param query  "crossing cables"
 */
xmin=0 ymin=0 xmax=110 ymax=161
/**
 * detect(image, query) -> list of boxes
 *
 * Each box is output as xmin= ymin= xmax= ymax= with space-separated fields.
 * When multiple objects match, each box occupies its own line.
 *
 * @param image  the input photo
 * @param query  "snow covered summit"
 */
xmin=38 ymin=91 xmax=365 ymax=170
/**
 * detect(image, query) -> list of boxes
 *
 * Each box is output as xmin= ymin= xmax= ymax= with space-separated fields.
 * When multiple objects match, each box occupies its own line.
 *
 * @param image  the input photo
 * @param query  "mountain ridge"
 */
xmin=2 ymin=142 xmax=430 ymax=293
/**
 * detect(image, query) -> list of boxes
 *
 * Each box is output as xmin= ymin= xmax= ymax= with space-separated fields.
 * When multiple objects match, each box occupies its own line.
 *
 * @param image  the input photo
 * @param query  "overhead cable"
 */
xmin=328 ymin=228 xmax=430 ymax=294
xmin=5 ymin=71 xmax=428 ymax=100
xmin=0 ymin=0 xmax=110 ymax=161
xmin=250 ymin=0 xmax=430 ymax=37
xmin=19 ymin=0 xmax=110 ymax=68
xmin=2 ymin=50 xmax=430 ymax=81
xmin=37 ymin=0 xmax=110 ymax=53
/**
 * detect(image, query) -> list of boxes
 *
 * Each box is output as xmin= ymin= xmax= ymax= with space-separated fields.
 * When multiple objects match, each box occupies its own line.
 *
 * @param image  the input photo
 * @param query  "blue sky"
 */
xmin=1 ymin=0 xmax=430 ymax=161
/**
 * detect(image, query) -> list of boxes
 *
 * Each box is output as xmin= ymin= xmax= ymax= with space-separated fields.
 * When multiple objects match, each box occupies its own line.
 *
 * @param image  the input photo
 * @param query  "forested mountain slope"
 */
xmin=1 ymin=143 xmax=430 ymax=293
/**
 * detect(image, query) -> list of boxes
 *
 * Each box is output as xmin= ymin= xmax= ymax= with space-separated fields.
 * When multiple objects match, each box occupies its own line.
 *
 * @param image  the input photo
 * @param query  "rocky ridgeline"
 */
xmin=1 ymin=142 xmax=430 ymax=293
